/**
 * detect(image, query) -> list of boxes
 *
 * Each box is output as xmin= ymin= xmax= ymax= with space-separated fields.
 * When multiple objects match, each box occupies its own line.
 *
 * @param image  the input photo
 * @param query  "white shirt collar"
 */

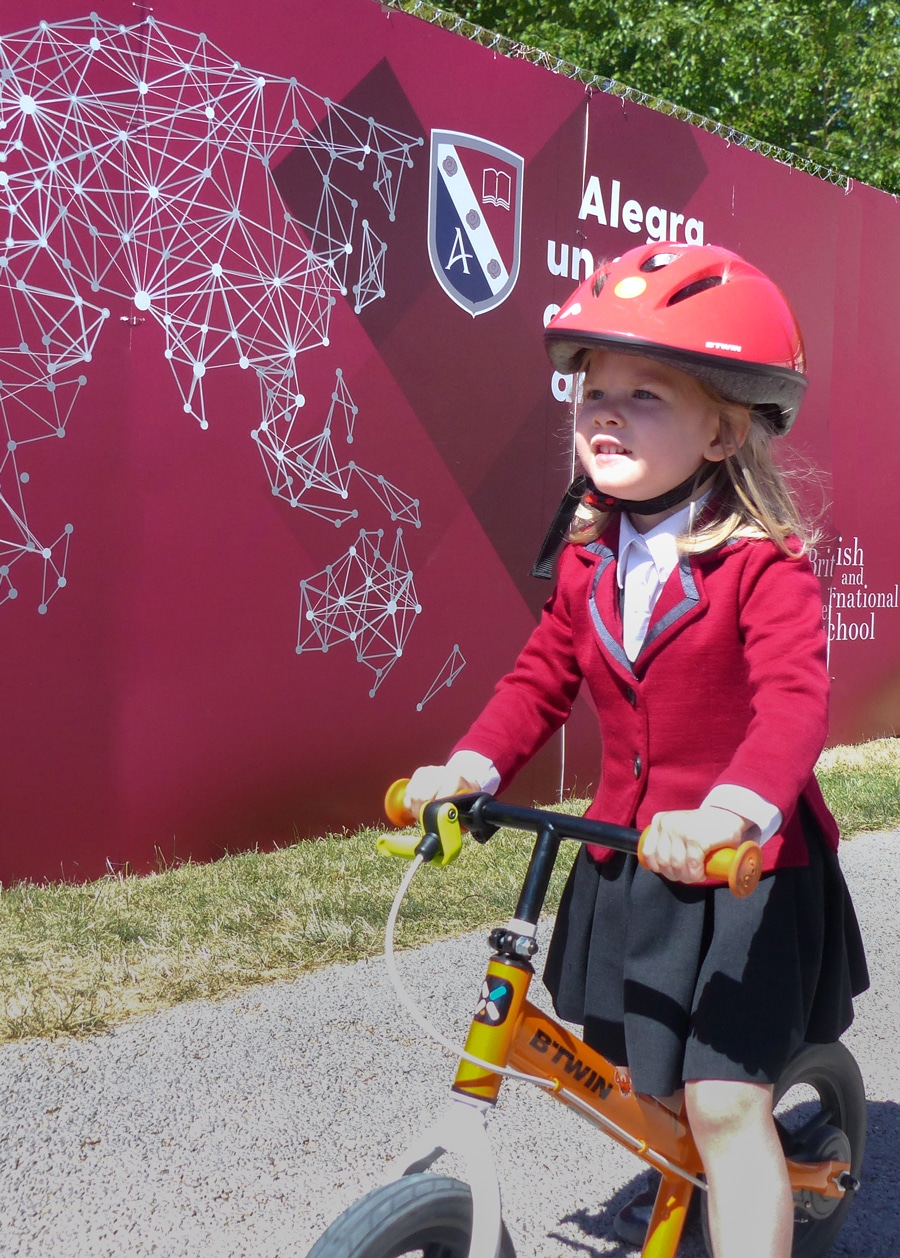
xmin=616 ymin=494 xmax=709 ymax=590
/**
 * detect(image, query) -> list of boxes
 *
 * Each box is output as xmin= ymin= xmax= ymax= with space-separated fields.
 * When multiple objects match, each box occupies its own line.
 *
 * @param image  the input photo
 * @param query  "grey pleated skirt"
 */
xmin=542 ymin=812 xmax=869 ymax=1097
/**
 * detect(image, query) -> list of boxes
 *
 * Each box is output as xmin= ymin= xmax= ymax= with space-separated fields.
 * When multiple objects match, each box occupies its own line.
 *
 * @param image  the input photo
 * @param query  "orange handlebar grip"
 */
xmin=706 ymin=839 xmax=762 ymax=897
xmin=637 ymin=832 xmax=762 ymax=897
xmin=384 ymin=778 xmax=415 ymax=827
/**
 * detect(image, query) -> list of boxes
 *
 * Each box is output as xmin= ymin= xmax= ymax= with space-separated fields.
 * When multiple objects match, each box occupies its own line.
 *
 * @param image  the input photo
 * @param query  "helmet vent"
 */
xmin=640 ymin=251 xmax=680 ymax=272
xmin=591 ymin=271 xmax=608 ymax=298
xmin=667 ymin=275 xmax=724 ymax=306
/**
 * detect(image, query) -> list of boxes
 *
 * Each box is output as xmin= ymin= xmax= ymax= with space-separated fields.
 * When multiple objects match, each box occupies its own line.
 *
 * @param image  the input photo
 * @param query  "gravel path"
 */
xmin=1 ymin=831 xmax=898 ymax=1257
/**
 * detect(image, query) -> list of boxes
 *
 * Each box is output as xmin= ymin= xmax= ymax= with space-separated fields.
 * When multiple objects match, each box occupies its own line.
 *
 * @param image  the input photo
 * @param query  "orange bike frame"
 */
xmin=450 ymin=954 xmax=851 ymax=1258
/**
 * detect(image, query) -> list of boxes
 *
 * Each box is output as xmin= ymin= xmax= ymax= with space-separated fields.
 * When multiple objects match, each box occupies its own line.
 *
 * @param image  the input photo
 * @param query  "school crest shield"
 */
xmin=428 ymin=130 xmax=524 ymax=316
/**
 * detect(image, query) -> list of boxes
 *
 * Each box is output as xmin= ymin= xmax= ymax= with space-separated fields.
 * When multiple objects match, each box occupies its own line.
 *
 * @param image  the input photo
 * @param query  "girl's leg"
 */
xmin=685 ymin=1078 xmax=792 ymax=1258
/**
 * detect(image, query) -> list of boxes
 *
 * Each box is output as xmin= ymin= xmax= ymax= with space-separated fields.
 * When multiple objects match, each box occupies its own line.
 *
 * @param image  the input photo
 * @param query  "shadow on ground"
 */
xmin=545 ymin=1098 xmax=900 ymax=1257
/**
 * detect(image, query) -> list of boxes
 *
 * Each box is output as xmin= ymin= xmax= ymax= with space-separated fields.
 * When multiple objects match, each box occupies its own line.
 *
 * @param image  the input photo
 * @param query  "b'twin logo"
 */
xmin=706 ymin=341 xmax=742 ymax=352
xmin=529 ymin=1028 xmax=613 ymax=1098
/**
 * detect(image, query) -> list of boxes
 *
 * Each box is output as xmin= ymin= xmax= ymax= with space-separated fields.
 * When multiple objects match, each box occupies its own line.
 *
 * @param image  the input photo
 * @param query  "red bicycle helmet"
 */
xmin=544 ymin=242 xmax=806 ymax=433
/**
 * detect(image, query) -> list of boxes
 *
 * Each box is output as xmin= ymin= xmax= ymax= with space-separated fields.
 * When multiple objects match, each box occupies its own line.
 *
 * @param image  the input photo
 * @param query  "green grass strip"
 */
xmin=1 ymin=742 xmax=897 ymax=1042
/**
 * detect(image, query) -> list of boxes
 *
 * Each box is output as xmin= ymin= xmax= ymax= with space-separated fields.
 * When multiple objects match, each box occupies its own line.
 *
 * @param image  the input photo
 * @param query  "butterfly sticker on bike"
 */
xmin=473 ymin=978 xmax=514 ymax=1025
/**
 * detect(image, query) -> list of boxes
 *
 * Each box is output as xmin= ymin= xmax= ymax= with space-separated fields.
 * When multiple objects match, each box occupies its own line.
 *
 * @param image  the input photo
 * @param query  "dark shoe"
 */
xmin=612 ymin=1186 xmax=658 ymax=1248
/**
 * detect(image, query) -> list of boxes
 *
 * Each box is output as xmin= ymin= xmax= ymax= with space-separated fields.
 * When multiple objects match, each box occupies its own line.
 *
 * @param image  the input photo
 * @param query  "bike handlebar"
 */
xmin=382 ymin=778 xmax=762 ymax=898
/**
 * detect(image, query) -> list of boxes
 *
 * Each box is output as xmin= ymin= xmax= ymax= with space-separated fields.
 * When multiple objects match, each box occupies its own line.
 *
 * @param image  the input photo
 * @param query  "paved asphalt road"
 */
xmin=0 ymin=830 xmax=897 ymax=1257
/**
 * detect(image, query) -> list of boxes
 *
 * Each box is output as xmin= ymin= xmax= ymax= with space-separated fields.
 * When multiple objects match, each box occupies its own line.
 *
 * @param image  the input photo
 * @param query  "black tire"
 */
xmin=306 ymin=1173 xmax=517 ymax=1258
xmin=701 ymin=1041 xmax=866 ymax=1257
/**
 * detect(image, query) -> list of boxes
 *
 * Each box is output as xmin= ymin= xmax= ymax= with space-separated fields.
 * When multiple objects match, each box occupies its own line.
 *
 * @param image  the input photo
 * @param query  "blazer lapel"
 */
xmin=635 ymin=553 xmax=708 ymax=670
xmin=580 ymin=534 xmax=710 ymax=679
xmin=581 ymin=531 xmax=636 ymax=680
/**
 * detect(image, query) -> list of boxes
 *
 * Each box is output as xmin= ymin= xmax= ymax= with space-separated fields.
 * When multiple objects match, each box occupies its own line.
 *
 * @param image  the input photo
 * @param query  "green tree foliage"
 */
xmin=405 ymin=1 xmax=900 ymax=193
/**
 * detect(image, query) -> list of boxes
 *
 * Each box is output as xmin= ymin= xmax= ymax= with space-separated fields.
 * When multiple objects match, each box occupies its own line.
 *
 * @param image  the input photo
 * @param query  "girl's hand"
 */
xmin=640 ymin=807 xmax=752 ymax=885
xmin=403 ymin=765 xmax=481 ymax=820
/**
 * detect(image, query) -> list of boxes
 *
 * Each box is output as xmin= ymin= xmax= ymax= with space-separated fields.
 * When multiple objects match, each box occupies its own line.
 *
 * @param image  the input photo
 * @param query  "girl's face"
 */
xmin=574 ymin=350 xmax=728 ymax=525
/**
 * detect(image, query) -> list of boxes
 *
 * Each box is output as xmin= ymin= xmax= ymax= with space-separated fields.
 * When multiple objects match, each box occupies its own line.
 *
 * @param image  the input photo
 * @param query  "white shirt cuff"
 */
xmin=446 ymin=749 xmax=502 ymax=796
xmin=702 ymin=785 xmax=782 ymax=844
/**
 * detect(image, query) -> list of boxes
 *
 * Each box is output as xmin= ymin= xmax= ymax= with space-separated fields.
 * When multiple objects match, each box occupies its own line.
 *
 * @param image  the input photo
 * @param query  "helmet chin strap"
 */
xmin=531 ymin=461 xmax=716 ymax=580
xmin=583 ymin=459 xmax=717 ymax=515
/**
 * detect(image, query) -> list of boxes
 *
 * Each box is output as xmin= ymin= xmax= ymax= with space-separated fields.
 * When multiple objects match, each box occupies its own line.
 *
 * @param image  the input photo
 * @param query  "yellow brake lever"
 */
xmin=377 ymin=782 xmax=463 ymax=868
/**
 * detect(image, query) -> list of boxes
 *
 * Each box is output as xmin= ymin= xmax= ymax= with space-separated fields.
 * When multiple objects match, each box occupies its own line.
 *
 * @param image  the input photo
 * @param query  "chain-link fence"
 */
xmin=380 ymin=0 xmax=850 ymax=190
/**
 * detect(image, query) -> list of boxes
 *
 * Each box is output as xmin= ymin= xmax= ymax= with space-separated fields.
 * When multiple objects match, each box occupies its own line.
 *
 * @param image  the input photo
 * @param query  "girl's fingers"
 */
xmin=402 ymin=765 xmax=444 ymax=814
xmin=643 ymin=809 xmax=741 ymax=884
xmin=403 ymin=766 xmax=479 ymax=817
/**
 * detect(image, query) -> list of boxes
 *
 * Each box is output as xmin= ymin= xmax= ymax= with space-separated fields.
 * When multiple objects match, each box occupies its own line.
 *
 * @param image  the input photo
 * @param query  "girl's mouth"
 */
xmin=591 ymin=438 xmax=631 ymax=457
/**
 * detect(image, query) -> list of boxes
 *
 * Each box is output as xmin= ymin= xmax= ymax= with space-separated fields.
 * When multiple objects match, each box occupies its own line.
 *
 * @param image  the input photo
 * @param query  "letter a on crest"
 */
xmin=428 ymin=130 xmax=524 ymax=316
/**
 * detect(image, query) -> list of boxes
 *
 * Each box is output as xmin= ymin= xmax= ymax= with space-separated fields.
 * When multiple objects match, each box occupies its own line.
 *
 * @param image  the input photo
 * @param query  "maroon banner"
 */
xmin=0 ymin=0 xmax=896 ymax=881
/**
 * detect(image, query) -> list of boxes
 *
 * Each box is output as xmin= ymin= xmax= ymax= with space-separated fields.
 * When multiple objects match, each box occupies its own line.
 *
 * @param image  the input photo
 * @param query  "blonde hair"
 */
xmin=569 ymin=381 xmax=817 ymax=555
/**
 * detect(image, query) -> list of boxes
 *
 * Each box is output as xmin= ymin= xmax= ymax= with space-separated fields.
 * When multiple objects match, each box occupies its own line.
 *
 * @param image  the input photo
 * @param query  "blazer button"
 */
xmin=625 ymin=686 xmax=637 ymax=707
xmin=633 ymin=754 xmax=642 ymax=778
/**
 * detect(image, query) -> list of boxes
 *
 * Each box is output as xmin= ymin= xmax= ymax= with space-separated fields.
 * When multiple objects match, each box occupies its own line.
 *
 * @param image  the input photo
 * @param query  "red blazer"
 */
xmin=454 ymin=523 xmax=838 ymax=875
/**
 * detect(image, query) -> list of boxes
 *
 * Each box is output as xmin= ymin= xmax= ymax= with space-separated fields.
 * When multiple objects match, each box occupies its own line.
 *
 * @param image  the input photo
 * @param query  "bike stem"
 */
xmin=513 ymin=824 xmax=561 ymax=927
xmin=457 ymin=793 xmax=639 ymax=961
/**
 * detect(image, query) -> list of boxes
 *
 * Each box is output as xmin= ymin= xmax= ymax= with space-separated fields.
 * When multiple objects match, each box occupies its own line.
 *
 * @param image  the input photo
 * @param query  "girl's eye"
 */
xmin=584 ymin=389 xmax=604 ymax=402
xmin=633 ymin=389 xmax=658 ymax=400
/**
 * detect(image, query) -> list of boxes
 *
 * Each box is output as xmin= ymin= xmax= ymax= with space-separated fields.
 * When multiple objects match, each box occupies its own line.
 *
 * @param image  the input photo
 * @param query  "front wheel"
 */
xmin=306 ymin=1172 xmax=517 ymax=1258
xmin=701 ymin=1040 xmax=866 ymax=1257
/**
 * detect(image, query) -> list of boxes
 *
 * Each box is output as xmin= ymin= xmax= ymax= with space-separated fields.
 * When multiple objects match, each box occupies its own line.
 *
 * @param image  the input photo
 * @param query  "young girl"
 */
xmin=404 ymin=242 xmax=868 ymax=1258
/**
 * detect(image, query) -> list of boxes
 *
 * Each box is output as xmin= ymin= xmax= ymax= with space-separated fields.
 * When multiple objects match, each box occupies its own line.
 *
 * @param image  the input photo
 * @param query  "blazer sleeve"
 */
xmin=710 ymin=544 xmax=830 ymax=820
xmin=451 ymin=546 xmax=585 ymax=788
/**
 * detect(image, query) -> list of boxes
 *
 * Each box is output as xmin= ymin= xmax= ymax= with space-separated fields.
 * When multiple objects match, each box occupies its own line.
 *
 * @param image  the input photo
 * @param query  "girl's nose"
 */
xmin=593 ymin=407 xmax=624 ymax=427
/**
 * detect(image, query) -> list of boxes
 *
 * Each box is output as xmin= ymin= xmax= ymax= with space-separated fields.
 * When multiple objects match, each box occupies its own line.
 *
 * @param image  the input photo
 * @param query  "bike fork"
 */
xmin=392 ymin=1094 xmax=504 ymax=1258
xmin=387 ymin=953 xmax=535 ymax=1258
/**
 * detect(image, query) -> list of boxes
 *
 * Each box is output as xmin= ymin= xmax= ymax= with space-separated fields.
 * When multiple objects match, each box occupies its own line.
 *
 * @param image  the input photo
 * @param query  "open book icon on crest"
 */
xmin=482 ymin=168 xmax=512 ymax=210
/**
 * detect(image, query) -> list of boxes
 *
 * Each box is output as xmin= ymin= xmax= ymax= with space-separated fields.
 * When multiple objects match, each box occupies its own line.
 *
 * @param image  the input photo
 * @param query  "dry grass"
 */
xmin=0 ymin=816 xmax=578 ymax=1042
xmin=816 ymin=737 xmax=900 ymax=837
xmin=1 ymin=742 xmax=897 ymax=1043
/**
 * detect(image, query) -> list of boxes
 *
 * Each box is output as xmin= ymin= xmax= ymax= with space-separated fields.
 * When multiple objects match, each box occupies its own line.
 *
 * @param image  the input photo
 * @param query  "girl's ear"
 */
xmin=707 ymin=409 xmax=750 ymax=462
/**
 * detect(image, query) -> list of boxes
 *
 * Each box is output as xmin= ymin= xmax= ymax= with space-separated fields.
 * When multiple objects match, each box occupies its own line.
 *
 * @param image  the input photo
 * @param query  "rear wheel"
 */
xmin=701 ymin=1041 xmax=866 ymax=1257
xmin=306 ymin=1172 xmax=517 ymax=1258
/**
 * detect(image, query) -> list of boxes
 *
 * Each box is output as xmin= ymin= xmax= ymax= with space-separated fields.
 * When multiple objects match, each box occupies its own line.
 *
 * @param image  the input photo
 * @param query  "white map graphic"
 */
xmin=417 ymin=643 xmax=465 ymax=711
xmin=253 ymin=366 xmax=421 ymax=529
xmin=0 ymin=13 xmax=428 ymax=689
xmin=298 ymin=527 xmax=421 ymax=696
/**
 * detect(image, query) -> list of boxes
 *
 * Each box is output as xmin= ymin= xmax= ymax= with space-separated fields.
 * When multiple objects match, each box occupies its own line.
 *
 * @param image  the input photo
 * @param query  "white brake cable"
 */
xmin=384 ymin=855 xmax=555 ymax=1089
